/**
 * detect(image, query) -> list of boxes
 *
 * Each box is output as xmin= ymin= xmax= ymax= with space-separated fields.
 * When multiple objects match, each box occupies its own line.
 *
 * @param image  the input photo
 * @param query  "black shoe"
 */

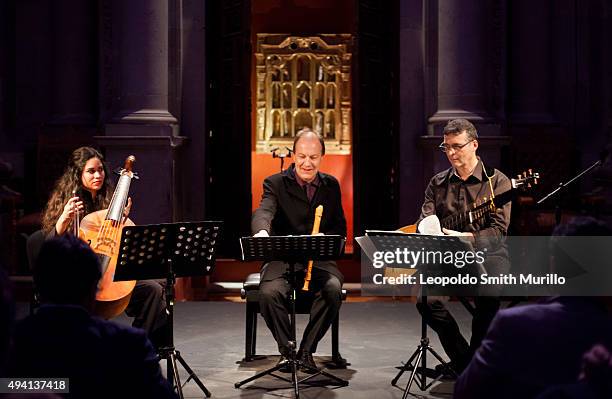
xmin=298 ymin=350 xmax=318 ymax=373
xmin=277 ymin=354 xmax=292 ymax=373
xmin=434 ymin=362 xmax=462 ymax=379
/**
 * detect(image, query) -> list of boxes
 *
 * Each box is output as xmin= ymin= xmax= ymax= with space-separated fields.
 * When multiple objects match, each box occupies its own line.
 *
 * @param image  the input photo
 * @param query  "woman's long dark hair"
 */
xmin=41 ymin=147 xmax=113 ymax=235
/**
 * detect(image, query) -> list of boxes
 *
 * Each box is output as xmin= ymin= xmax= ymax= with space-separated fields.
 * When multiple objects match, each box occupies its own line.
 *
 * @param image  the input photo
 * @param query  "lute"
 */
xmin=399 ymin=169 xmax=540 ymax=234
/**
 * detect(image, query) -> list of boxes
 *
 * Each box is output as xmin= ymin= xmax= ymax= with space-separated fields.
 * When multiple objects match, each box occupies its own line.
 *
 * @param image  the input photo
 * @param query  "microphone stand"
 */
xmin=271 ymin=147 xmax=293 ymax=172
xmin=537 ymin=158 xmax=603 ymax=226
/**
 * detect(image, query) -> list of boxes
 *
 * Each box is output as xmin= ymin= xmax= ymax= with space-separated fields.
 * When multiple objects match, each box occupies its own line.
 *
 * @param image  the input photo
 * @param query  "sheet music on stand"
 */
xmin=358 ymin=231 xmax=477 ymax=297
xmin=364 ymin=230 xmax=470 ymax=269
xmin=239 ymin=234 xmax=345 ymax=262
xmin=114 ymin=221 xmax=221 ymax=281
xmin=358 ymin=230 xmax=471 ymax=268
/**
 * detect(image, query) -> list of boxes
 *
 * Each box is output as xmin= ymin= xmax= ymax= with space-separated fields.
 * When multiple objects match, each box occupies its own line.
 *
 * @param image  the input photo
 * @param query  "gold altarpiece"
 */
xmin=255 ymin=34 xmax=353 ymax=154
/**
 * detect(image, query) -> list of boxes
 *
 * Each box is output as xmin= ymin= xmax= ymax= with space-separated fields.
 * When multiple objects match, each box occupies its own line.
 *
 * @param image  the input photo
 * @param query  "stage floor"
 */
xmin=15 ymin=301 xmax=479 ymax=398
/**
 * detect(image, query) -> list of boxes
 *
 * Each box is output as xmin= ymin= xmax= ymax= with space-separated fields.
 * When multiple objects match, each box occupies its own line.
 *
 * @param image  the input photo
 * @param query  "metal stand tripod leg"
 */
xmin=297 ymin=363 xmax=349 ymax=387
xmin=394 ymin=337 xmax=450 ymax=399
xmin=161 ymin=271 xmax=212 ymax=398
xmin=391 ymin=345 xmax=420 ymax=386
xmin=234 ymin=360 xmax=291 ymax=386
xmin=166 ymin=350 xmax=184 ymax=399
xmin=392 ymin=296 xmax=454 ymax=398
xmin=175 ymin=350 xmax=212 ymax=397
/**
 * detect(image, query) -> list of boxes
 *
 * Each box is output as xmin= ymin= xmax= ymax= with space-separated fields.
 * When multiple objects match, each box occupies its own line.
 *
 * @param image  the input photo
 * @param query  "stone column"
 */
xmin=111 ymin=0 xmax=177 ymax=123
xmin=429 ymin=0 xmax=492 ymax=126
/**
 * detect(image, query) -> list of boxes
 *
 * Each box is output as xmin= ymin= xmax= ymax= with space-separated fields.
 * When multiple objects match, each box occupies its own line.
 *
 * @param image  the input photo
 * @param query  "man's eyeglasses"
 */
xmin=439 ymin=140 xmax=474 ymax=153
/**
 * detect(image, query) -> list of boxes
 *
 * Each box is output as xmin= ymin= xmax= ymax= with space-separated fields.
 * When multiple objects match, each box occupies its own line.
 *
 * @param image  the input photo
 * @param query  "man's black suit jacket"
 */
xmin=252 ymin=164 xmax=346 ymax=283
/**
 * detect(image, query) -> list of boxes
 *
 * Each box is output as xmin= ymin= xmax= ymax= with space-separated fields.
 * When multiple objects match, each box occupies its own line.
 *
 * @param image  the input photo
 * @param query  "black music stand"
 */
xmin=234 ymin=235 xmax=348 ymax=398
xmin=363 ymin=232 xmax=470 ymax=398
xmin=115 ymin=221 xmax=222 ymax=399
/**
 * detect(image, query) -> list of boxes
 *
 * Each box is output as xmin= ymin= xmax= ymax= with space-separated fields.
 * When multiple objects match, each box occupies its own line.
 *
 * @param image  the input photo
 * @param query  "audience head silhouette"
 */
xmin=550 ymin=216 xmax=612 ymax=308
xmin=10 ymin=236 xmax=175 ymax=398
xmin=552 ymin=216 xmax=612 ymax=237
xmin=34 ymin=235 xmax=101 ymax=309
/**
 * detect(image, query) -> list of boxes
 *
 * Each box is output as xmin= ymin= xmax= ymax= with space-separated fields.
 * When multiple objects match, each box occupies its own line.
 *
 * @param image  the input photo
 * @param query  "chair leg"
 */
xmin=331 ymin=312 xmax=348 ymax=368
xmin=332 ymin=313 xmax=339 ymax=358
xmin=251 ymin=309 xmax=258 ymax=358
xmin=244 ymin=302 xmax=255 ymax=361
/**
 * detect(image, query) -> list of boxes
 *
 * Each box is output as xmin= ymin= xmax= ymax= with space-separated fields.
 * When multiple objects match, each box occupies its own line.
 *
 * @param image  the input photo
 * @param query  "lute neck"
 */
xmin=441 ymin=202 xmax=492 ymax=231
xmin=440 ymin=190 xmax=514 ymax=231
